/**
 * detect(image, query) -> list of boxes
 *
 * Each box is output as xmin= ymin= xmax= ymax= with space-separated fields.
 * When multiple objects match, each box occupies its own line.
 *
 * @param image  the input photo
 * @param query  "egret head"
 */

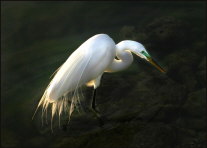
xmin=130 ymin=41 xmax=166 ymax=73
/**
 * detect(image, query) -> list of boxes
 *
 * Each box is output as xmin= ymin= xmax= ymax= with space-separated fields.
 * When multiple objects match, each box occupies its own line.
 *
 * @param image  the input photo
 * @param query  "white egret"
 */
xmin=33 ymin=34 xmax=165 ymax=131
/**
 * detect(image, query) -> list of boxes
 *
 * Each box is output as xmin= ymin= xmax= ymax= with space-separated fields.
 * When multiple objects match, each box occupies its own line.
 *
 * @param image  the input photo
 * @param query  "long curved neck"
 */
xmin=105 ymin=41 xmax=135 ymax=73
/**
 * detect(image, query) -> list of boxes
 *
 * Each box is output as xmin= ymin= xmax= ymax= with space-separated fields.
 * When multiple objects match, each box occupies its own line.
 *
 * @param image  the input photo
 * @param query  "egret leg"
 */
xmin=91 ymin=74 xmax=103 ymax=113
xmin=92 ymin=89 xmax=97 ymax=111
xmin=62 ymin=89 xmax=104 ymax=131
xmin=91 ymin=89 xmax=104 ymax=126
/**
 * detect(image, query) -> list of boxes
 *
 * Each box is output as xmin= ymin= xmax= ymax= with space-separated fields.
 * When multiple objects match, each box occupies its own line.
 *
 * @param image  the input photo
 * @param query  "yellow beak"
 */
xmin=147 ymin=58 xmax=166 ymax=73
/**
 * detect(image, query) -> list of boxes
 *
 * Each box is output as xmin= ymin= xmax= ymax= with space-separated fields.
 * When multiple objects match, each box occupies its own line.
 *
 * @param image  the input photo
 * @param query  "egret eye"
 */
xmin=141 ymin=51 xmax=145 ymax=54
xmin=141 ymin=51 xmax=150 ymax=58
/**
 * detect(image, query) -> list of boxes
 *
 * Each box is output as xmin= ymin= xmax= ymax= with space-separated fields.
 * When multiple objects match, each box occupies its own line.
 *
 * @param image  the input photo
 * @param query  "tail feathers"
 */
xmin=32 ymin=46 xmax=92 ymax=131
xmin=32 ymin=90 xmax=49 ymax=120
xmin=32 ymin=88 xmax=82 ymax=132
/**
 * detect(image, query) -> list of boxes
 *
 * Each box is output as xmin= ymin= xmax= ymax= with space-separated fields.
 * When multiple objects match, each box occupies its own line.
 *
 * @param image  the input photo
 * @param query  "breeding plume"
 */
xmin=33 ymin=34 xmax=165 ymax=130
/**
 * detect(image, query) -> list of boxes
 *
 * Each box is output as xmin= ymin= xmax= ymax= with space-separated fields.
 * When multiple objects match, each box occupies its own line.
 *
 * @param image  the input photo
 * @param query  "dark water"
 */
xmin=1 ymin=2 xmax=206 ymax=148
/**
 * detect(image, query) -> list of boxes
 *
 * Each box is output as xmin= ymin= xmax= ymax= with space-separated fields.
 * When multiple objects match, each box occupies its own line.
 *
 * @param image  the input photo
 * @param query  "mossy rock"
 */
xmin=183 ymin=88 xmax=206 ymax=118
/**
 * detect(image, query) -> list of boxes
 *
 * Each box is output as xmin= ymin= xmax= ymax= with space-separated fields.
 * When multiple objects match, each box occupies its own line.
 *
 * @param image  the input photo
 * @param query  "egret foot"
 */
xmin=97 ymin=115 xmax=105 ymax=127
xmin=89 ymin=107 xmax=105 ymax=127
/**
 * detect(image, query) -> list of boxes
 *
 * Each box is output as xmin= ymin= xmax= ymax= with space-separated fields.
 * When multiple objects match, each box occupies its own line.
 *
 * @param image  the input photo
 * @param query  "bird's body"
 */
xmin=33 ymin=34 xmax=165 ymax=130
xmin=47 ymin=34 xmax=116 ymax=102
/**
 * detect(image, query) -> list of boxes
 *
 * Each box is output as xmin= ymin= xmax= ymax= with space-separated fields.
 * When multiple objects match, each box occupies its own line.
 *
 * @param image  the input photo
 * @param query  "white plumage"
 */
xmin=33 ymin=34 xmax=165 ymax=130
xmin=50 ymin=34 xmax=116 ymax=100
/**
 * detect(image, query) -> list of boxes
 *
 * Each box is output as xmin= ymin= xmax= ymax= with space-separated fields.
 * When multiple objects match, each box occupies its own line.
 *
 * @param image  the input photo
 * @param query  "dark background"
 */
xmin=1 ymin=1 xmax=206 ymax=148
